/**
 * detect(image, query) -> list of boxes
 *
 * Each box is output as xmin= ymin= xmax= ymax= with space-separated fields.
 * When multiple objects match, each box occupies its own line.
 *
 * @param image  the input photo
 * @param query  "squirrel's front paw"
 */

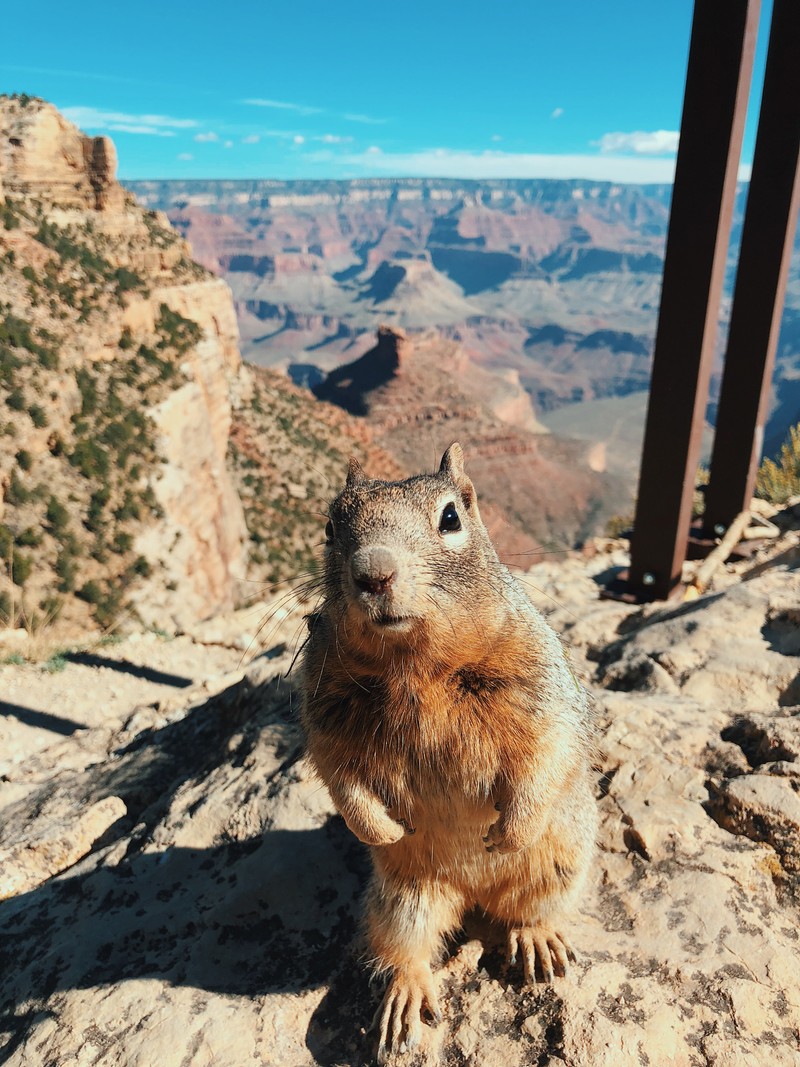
xmin=345 ymin=810 xmax=406 ymax=847
xmin=483 ymin=817 xmax=535 ymax=854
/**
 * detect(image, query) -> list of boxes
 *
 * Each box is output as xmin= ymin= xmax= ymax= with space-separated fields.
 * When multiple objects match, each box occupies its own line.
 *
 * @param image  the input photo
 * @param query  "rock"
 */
xmin=0 ymin=795 xmax=126 ymax=898
xmin=723 ymin=709 xmax=800 ymax=765
xmin=2 ymin=641 xmax=800 ymax=1066
xmin=598 ymin=648 xmax=680 ymax=694
xmin=0 ymin=98 xmax=124 ymax=212
xmin=595 ymin=570 xmax=800 ymax=709
xmin=707 ymin=773 xmax=800 ymax=873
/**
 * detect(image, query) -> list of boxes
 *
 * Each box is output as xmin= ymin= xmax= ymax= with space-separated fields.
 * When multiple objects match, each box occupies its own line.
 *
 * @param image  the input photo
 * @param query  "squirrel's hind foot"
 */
xmin=507 ymin=925 xmax=576 ymax=985
xmin=375 ymin=962 xmax=442 ymax=1064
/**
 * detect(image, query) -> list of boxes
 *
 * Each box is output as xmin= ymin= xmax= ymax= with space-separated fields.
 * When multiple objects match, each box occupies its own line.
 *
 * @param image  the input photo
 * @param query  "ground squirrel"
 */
xmin=301 ymin=443 xmax=597 ymax=1061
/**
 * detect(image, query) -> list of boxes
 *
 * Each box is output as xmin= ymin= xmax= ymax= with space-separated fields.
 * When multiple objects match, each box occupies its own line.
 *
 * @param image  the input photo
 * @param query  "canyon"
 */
xmin=129 ymin=175 xmax=800 ymax=470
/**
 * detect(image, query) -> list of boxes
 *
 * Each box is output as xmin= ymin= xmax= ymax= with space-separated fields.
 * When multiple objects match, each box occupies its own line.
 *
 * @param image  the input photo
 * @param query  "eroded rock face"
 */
xmin=0 ymin=97 xmax=249 ymax=633
xmin=1 ymin=99 xmax=124 ymax=211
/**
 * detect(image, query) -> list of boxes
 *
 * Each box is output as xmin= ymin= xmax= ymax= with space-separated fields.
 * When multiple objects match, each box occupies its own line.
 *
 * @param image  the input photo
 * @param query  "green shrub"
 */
xmin=55 ymin=550 xmax=78 ymax=592
xmin=46 ymin=495 xmax=70 ymax=534
xmin=114 ymin=267 xmax=144 ymax=294
xmin=40 ymin=595 xmax=63 ymax=623
xmin=15 ymin=449 xmax=32 ymax=471
xmin=16 ymin=526 xmax=41 ymax=547
xmin=6 ymin=469 xmax=29 ymax=505
xmin=75 ymin=368 xmax=98 ymax=416
xmin=85 ymin=487 xmax=109 ymax=533
xmin=112 ymin=530 xmax=134 ymax=554
xmin=6 ymin=387 xmax=25 ymax=411
xmin=28 ymin=403 xmax=48 ymax=428
xmin=77 ymin=580 xmax=103 ymax=605
xmin=70 ymin=438 xmax=109 ymax=479
xmin=11 ymin=553 xmax=32 ymax=585
xmin=756 ymin=423 xmax=800 ymax=505
xmin=1 ymin=202 xmax=20 ymax=230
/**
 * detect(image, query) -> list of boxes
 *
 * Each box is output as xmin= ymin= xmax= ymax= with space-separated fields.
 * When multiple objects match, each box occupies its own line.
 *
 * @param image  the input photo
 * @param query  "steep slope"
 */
xmin=0 ymin=95 xmax=248 ymax=636
xmin=315 ymin=326 xmax=629 ymax=555
xmin=227 ymin=365 xmax=404 ymax=588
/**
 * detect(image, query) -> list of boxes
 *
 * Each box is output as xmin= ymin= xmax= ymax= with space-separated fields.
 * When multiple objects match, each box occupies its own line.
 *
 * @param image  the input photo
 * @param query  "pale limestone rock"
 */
xmin=0 ymin=98 xmax=124 ymax=211
xmin=1 ymin=544 xmax=799 ymax=1064
xmin=0 ymin=795 xmax=126 ymax=899
xmin=709 ymin=773 xmax=800 ymax=872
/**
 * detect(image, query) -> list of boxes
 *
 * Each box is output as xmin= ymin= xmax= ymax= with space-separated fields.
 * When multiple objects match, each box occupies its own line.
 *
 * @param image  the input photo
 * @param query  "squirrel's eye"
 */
xmin=325 ymin=519 xmax=334 ymax=541
xmin=439 ymin=502 xmax=461 ymax=534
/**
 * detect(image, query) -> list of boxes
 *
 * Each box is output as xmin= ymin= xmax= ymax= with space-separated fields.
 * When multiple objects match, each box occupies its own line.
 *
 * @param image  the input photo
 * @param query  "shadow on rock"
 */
xmin=0 ymin=820 xmax=370 ymax=1053
xmin=0 ymin=660 xmax=373 ymax=1060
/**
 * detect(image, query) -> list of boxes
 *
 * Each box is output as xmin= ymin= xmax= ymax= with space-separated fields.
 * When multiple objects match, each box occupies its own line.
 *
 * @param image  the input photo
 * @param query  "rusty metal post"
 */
xmin=624 ymin=0 xmax=760 ymax=602
xmin=703 ymin=0 xmax=800 ymax=535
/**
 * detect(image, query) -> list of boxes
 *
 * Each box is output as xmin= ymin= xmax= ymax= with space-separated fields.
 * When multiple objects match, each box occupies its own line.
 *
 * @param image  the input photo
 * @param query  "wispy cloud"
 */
xmin=177 ymin=152 xmax=194 ymax=161
xmin=596 ymin=129 xmax=679 ymax=155
xmin=62 ymin=106 xmax=198 ymax=136
xmin=242 ymin=134 xmax=260 ymax=144
xmin=551 ymin=107 xmax=564 ymax=119
xmin=318 ymin=133 xmax=353 ymax=144
xmin=242 ymin=97 xmax=323 ymax=116
xmin=339 ymin=146 xmax=681 ymax=183
xmin=342 ymin=112 xmax=386 ymax=125
xmin=194 ymin=131 xmax=219 ymax=143
xmin=110 ymin=124 xmax=175 ymax=137
xmin=241 ymin=98 xmax=385 ymax=126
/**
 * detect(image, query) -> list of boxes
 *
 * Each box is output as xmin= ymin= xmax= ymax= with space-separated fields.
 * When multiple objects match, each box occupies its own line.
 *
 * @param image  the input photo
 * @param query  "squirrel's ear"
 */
xmin=439 ymin=442 xmax=465 ymax=480
xmin=346 ymin=457 xmax=367 ymax=487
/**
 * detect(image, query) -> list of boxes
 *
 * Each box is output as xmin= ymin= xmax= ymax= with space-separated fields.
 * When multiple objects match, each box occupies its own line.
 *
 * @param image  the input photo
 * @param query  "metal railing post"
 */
xmin=703 ymin=0 xmax=800 ymax=535
xmin=626 ymin=0 xmax=760 ymax=601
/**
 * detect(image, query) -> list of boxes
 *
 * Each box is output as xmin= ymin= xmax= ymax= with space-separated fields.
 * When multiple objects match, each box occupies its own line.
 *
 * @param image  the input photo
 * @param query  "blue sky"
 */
xmin=1 ymin=0 xmax=773 ymax=182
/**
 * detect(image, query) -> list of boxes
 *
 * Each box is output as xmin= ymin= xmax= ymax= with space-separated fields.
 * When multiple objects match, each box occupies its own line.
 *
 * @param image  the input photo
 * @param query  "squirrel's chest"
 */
xmin=339 ymin=667 xmax=527 ymax=798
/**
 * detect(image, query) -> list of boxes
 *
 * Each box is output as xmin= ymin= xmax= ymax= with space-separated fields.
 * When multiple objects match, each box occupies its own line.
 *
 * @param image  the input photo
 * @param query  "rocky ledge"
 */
xmin=0 ymin=521 xmax=799 ymax=1066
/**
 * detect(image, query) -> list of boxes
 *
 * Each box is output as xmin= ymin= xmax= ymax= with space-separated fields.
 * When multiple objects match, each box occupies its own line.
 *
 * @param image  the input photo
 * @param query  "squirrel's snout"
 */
xmin=351 ymin=547 xmax=398 ymax=598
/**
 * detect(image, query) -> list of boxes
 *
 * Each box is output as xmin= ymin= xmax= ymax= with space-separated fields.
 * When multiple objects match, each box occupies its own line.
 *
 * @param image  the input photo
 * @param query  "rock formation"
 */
xmin=314 ymin=326 xmax=627 ymax=557
xmin=1 ymin=506 xmax=799 ymax=1065
xmin=0 ymin=95 xmax=248 ymax=635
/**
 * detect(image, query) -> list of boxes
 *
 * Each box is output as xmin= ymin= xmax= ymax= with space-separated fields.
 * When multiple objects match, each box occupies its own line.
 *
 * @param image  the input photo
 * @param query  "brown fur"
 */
xmin=300 ymin=443 xmax=597 ymax=1060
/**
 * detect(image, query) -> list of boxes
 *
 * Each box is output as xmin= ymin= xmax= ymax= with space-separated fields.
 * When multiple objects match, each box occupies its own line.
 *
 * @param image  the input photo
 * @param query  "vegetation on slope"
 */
xmin=228 ymin=367 xmax=403 ymax=589
xmin=0 ymin=186 xmax=207 ymax=635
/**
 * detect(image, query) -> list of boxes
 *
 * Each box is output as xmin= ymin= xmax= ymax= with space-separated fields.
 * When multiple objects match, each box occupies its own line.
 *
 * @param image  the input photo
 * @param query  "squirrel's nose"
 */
xmin=355 ymin=573 xmax=395 ymax=596
xmin=351 ymin=547 xmax=397 ymax=596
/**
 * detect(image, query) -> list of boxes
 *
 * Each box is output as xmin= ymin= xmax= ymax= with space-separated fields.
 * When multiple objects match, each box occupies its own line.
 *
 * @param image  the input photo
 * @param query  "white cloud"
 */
xmin=62 ymin=106 xmax=198 ymax=134
xmin=596 ymin=129 xmax=679 ymax=155
xmin=194 ymin=131 xmax=219 ymax=143
xmin=342 ymin=112 xmax=386 ymax=125
xmin=293 ymin=134 xmax=306 ymax=145
xmin=340 ymin=146 xmax=680 ymax=182
xmin=318 ymin=133 xmax=353 ymax=144
xmin=551 ymin=107 xmax=564 ymax=119
xmin=242 ymin=134 xmax=260 ymax=144
xmin=177 ymin=152 xmax=194 ymax=161
xmin=109 ymin=124 xmax=175 ymax=137
xmin=490 ymin=134 xmax=503 ymax=142
xmin=241 ymin=97 xmax=322 ymax=116
xmin=224 ymin=140 xmax=234 ymax=149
